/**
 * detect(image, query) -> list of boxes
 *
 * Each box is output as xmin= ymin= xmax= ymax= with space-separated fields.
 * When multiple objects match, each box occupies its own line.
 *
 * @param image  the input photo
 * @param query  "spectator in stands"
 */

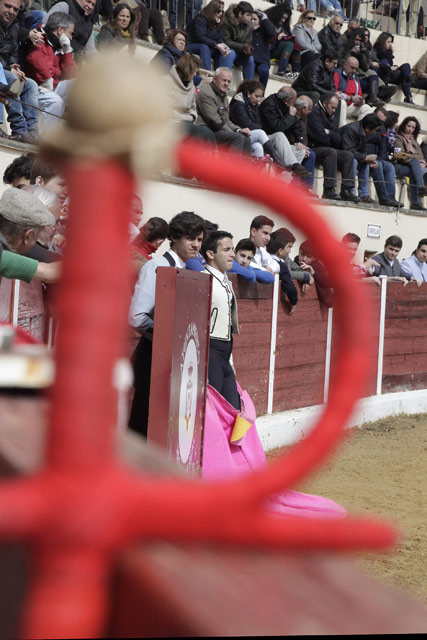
xmin=384 ymin=109 xmax=399 ymax=158
xmin=318 ymin=14 xmax=344 ymax=57
xmin=0 ymin=0 xmax=39 ymax=142
xmin=186 ymin=0 xmax=233 ymax=72
xmin=371 ymin=235 xmax=414 ymax=283
xmin=291 ymin=95 xmax=317 ymax=192
xmin=28 ymin=184 xmax=62 ymax=253
xmin=128 ymin=210 xmax=206 ymax=437
xmin=250 ymin=9 xmax=275 ymax=90
xmin=25 ymin=12 xmax=77 ymax=132
xmin=265 ymin=2 xmax=300 ymax=77
xmin=340 ymin=17 xmax=360 ymax=47
xmin=259 ymin=86 xmax=313 ymax=178
xmin=373 ymin=32 xmax=414 ymax=105
xmin=334 ymin=55 xmax=373 ymax=125
xmin=96 ymin=2 xmax=136 ymax=52
xmin=248 ymin=214 xmax=279 ymax=274
xmin=3 ymin=151 xmax=36 ymax=187
xmin=151 ymin=28 xmax=187 ymax=71
xmin=364 ymin=106 xmax=399 ymax=207
xmin=196 ymin=67 xmax=252 ymax=155
xmin=292 ymin=49 xmax=338 ymax=106
xmin=229 ymin=79 xmax=308 ymax=173
xmin=401 ymin=238 xmax=427 ymax=283
xmin=363 ymin=27 xmax=396 ymax=104
xmin=227 ymin=237 xmax=274 ymax=283
xmin=291 ymin=9 xmax=321 ymax=70
xmin=166 ymin=53 xmax=217 ymax=146
xmin=394 ymin=116 xmax=427 ymax=210
xmin=306 ymin=91 xmax=358 ymax=202
xmin=339 ymin=28 xmax=384 ymax=108
xmin=223 ymin=1 xmax=255 ymax=80
xmin=45 ymin=0 xmax=97 ymax=60
xmin=410 ymin=50 xmax=427 ymax=91
xmin=132 ymin=216 xmax=168 ymax=269
xmin=266 ymin=228 xmax=298 ymax=312
xmin=202 ymin=229 xmax=240 ymax=410
xmin=340 ymin=112 xmax=384 ymax=203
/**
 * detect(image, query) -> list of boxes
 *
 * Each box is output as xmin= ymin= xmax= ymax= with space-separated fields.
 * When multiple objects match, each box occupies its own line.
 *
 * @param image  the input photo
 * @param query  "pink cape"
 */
xmin=202 ymin=384 xmax=347 ymax=519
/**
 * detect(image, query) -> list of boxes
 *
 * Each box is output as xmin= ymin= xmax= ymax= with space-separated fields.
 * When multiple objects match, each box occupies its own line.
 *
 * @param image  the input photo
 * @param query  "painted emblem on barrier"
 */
xmin=178 ymin=322 xmax=200 ymax=463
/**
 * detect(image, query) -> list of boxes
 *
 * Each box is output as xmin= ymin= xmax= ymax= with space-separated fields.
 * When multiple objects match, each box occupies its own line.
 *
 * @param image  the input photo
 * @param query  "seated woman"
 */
xmin=338 ymin=28 xmax=383 ymax=107
xmin=96 ymin=2 xmax=136 ymax=53
xmin=165 ymin=53 xmax=217 ymax=147
xmin=185 ymin=0 xmax=233 ymax=72
xmin=373 ymin=32 xmax=414 ymax=104
xmin=229 ymin=79 xmax=311 ymax=177
xmin=410 ymin=51 xmax=427 ymax=91
xmin=250 ymin=9 xmax=276 ymax=90
xmin=151 ymin=28 xmax=187 ymax=71
xmin=265 ymin=2 xmax=300 ymax=77
xmin=394 ymin=116 xmax=427 ymax=210
xmin=292 ymin=9 xmax=321 ymax=70
xmin=401 ymin=238 xmax=427 ymax=283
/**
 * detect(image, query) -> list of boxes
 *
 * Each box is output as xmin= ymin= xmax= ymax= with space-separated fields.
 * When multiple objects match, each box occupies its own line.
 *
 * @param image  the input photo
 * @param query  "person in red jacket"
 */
xmin=25 ymin=11 xmax=77 ymax=132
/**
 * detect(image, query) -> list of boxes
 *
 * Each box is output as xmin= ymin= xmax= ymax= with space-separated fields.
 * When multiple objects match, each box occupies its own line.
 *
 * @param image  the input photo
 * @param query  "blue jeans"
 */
xmin=353 ymin=159 xmax=370 ymax=197
xmin=307 ymin=0 xmax=344 ymax=13
xmin=186 ymin=43 xmax=234 ymax=71
xmin=3 ymin=70 xmax=39 ymax=134
xmin=396 ymin=158 xmax=427 ymax=205
xmin=370 ymin=159 xmax=396 ymax=201
xmin=302 ymin=149 xmax=316 ymax=189
xmin=255 ymin=62 xmax=269 ymax=89
xmin=225 ymin=50 xmax=254 ymax=80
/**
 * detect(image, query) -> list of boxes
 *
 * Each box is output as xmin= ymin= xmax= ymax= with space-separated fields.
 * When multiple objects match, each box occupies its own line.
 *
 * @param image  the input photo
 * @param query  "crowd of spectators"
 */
xmin=0 ymin=0 xmax=425 ymax=207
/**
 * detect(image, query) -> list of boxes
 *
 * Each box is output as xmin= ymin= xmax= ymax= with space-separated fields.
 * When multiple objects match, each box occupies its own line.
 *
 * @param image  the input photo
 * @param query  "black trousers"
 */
xmin=313 ymin=147 xmax=355 ymax=191
xmin=128 ymin=335 xmax=153 ymax=438
xmin=208 ymin=339 xmax=241 ymax=411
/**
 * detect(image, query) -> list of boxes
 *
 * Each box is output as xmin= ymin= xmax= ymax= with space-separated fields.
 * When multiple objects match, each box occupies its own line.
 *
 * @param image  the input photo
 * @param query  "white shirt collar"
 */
xmin=206 ymin=264 xmax=227 ymax=281
xmin=168 ymin=249 xmax=186 ymax=269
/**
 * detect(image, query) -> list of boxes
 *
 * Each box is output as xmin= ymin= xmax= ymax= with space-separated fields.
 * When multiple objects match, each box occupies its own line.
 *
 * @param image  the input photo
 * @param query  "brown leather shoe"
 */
xmin=360 ymin=196 xmax=375 ymax=204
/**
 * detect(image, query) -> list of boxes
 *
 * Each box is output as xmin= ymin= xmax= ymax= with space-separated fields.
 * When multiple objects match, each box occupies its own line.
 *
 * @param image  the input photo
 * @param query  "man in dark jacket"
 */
xmin=45 ymin=0 xmax=97 ymax=59
xmin=292 ymin=49 xmax=338 ymax=106
xmin=318 ymin=14 xmax=344 ymax=56
xmin=0 ymin=0 xmax=39 ymax=141
xmin=340 ymin=112 xmax=383 ymax=203
xmin=259 ymin=86 xmax=313 ymax=179
xmin=365 ymin=106 xmax=399 ymax=207
xmin=307 ymin=91 xmax=357 ymax=202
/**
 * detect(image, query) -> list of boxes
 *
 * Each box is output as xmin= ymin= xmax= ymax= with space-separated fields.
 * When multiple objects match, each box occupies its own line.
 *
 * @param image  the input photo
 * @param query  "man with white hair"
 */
xmin=196 ymin=67 xmax=252 ymax=154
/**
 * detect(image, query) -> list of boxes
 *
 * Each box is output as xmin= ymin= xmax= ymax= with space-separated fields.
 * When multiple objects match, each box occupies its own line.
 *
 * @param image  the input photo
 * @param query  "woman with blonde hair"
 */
xmin=292 ymin=9 xmax=321 ymax=69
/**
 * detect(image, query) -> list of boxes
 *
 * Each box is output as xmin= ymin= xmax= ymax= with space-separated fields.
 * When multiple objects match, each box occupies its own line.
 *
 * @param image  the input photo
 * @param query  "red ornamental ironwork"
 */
xmin=0 ymin=139 xmax=397 ymax=639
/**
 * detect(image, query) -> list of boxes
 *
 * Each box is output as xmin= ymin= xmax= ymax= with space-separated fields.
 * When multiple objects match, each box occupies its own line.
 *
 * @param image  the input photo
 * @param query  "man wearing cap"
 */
xmin=0 ymin=187 xmax=59 ymax=283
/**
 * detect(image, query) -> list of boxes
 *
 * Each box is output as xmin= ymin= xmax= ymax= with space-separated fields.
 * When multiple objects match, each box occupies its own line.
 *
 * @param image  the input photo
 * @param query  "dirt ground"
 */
xmin=267 ymin=413 xmax=427 ymax=606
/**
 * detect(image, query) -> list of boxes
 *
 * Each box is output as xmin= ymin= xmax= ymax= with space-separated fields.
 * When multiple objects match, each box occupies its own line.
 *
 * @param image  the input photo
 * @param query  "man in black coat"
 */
xmin=318 ymin=15 xmax=344 ymax=56
xmin=292 ymin=49 xmax=339 ymax=107
xmin=0 ymin=0 xmax=39 ymax=141
xmin=307 ymin=91 xmax=358 ymax=202
xmin=340 ymin=112 xmax=383 ymax=203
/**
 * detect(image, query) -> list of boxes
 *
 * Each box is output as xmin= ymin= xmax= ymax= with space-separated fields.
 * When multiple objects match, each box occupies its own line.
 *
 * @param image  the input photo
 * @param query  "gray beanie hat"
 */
xmin=0 ymin=187 xmax=56 ymax=227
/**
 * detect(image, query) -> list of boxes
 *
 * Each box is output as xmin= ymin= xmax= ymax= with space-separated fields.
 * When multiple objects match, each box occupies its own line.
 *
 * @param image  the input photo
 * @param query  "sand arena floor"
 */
xmin=267 ymin=413 xmax=427 ymax=606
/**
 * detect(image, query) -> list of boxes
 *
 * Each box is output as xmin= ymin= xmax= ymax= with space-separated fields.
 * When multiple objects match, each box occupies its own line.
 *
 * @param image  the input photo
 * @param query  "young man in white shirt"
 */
xmin=202 ymin=230 xmax=241 ymax=410
xmin=128 ymin=210 xmax=205 ymax=437
xmin=249 ymin=214 xmax=280 ymax=274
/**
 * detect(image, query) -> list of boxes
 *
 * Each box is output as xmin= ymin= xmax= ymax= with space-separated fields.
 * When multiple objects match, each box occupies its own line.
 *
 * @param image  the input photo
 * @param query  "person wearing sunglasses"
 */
xmin=292 ymin=10 xmax=321 ymax=70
